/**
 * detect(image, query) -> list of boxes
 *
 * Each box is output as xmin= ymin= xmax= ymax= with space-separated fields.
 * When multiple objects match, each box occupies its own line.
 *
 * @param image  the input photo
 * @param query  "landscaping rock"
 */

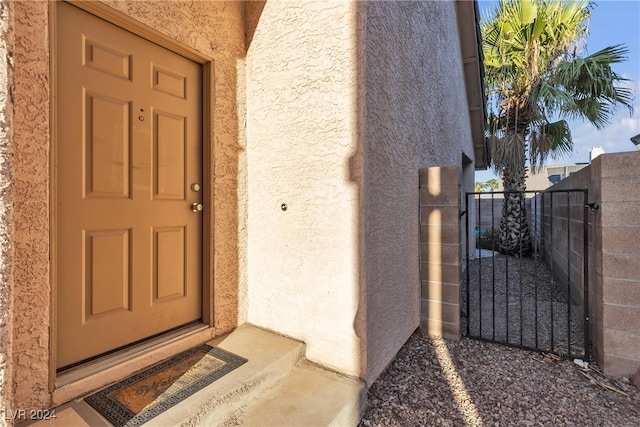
xmin=360 ymin=332 xmax=640 ymax=426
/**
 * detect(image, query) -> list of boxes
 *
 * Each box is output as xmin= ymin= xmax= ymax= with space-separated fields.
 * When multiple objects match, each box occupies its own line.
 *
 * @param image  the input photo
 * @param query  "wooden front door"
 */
xmin=56 ymin=2 xmax=203 ymax=369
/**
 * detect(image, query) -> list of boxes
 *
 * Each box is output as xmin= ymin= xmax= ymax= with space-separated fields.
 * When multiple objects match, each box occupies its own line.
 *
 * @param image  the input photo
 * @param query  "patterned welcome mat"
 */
xmin=85 ymin=345 xmax=247 ymax=427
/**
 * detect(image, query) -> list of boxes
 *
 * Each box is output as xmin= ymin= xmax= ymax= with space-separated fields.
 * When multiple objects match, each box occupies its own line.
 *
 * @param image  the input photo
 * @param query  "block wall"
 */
xmin=547 ymin=152 xmax=640 ymax=377
xmin=420 ymin=166 xmax=462 ymax=339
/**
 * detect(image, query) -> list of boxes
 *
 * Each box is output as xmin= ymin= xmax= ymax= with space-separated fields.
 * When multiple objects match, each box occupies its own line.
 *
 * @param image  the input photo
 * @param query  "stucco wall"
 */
xmin=10 ymin=0 xmax=247 ymax=409
xmin=246 ymin=0 xmax=476 ymax=384
xmin=12 ymin=0 xmax=51 ymax=409
xmin=7 ymin=0 xmax=481 ymax=408
xmin=363 ymin=0 xmax=475 ymax=383
xmin=0 ymin=0 xmax=13 ymax=421
xmin=246 ymin=1 xmax=365 ymax=378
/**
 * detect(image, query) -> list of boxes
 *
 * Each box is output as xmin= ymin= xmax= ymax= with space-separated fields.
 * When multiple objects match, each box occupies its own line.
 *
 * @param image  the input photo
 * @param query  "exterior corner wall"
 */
xmin=362 ymin=0 xmax=472 ymax=384
xmin=547 ymin=152 xmax=640 ymax=377
xmin=419 ymin=167 xmax=461 ymax=340
xmin=245 ymin=1 xmax=365 ymax=379
xmin=0 ymin=0 xmax=14 ymax=421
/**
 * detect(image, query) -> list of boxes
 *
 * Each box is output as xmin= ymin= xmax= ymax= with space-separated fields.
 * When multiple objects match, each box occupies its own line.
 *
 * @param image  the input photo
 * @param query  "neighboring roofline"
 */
xmin=455 ymin=0 xmax=490 ymax=170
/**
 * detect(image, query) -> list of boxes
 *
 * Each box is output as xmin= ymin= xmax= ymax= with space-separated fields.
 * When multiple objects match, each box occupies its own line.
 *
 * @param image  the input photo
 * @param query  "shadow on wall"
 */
xmin=245 ymin=1 xmax=266 ymax=48
xmin=419 ymin=166 xmax=462 ymax=340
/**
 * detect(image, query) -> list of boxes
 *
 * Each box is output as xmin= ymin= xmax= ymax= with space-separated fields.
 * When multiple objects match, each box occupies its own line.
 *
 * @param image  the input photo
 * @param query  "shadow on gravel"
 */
xmin=360 ymin=332 xmax=640 ymax=427
xmin=361 ymin=333 xmax=481 ymax=427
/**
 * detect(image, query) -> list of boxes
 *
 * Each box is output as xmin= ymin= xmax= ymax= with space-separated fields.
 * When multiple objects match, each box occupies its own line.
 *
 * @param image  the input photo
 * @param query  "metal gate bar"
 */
xmin=463 ymin=189 xmax=590 ymax=361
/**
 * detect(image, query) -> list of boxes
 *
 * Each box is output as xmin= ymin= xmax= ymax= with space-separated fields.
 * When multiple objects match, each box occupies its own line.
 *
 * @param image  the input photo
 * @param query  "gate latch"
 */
xmin=585 ymin=203 xmax=600 ymax=214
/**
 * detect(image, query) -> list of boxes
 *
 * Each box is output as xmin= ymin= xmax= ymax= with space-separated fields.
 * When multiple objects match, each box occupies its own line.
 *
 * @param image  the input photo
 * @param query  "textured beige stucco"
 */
xmin=9 ymin=0 xmax=248 ymax=410
xmin=246 ymin=0 xmax=476 ymax=383
xmin=246 ymin=1 xmax=365 ymax=378
xmin=12 ymin=0 xmax=51 ymax=410
xmin=5 ymin=0 xmax=481 ymax=410
xmin=362 ymin=0 xmax=475 ymax=383
xmin=0 ymin=0 xmax=13 ymax=421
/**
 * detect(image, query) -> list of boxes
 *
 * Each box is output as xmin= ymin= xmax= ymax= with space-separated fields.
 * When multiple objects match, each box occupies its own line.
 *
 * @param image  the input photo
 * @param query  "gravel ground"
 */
xmin=361 ymin=254 xmax=639 ymax=426
xmin=462 ymin=255 xmax=586 ymax=358
xmin=360 ymin=332 xmax=640 ymax=426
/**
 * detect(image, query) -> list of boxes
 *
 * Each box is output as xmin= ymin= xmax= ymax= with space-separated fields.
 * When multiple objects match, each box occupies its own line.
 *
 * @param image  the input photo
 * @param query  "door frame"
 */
xmin=49 ymin=0 xmax=215 ymax=389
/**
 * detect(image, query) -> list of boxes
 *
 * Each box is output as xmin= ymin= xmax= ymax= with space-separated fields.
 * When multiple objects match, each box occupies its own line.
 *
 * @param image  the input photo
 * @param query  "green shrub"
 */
xmin=476 ymin=228 xmax=500 ymax=250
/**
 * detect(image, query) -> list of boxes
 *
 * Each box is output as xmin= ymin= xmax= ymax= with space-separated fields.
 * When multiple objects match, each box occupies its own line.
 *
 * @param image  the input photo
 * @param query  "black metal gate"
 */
xmin=462 ymin=190 xmax=591 ymax=361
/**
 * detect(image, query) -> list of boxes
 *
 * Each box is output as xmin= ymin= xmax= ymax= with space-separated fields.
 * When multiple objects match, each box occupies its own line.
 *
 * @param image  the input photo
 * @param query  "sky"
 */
xmin=475 ymin=0 xmax=640 ymax=183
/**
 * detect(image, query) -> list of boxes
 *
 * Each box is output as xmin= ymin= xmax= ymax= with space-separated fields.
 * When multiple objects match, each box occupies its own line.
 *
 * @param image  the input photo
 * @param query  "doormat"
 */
xmin=84 ymin=344 xmax=247 ymax=427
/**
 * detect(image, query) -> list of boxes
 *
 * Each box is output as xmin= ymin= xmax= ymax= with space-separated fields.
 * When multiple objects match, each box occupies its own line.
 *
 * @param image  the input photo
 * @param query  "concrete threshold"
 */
xmin=229 ymin=362 xmax=367 ymax=427
xmin=28 ymin=324 xmax=366 ymax=427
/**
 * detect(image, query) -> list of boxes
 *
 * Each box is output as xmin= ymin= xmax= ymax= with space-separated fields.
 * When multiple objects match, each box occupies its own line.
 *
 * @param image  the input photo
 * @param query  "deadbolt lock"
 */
xmin=191 ymin=203 xmax=204 ymax=212
xmin=191 ymin=183 xmax=201 ymax=192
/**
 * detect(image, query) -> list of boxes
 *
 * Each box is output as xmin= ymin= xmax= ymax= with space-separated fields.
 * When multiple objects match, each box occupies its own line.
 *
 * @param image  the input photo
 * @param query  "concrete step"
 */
xmin=147 ymin=325 xmax=305 ymax=426
xmin=228 ymin=363 xmax=367 ymax=427
xmin=27 ymin=325 xmax=366 ymax=427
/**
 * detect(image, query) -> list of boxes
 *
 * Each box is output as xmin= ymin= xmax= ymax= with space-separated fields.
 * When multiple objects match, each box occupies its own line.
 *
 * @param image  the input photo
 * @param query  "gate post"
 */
xmin=419 ymin=166 xmax=462 ymax=339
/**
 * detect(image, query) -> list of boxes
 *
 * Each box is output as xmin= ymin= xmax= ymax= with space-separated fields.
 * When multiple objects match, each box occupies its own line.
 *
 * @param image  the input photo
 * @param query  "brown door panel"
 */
xmin=56 ymin=2 xmax=203 ymax=369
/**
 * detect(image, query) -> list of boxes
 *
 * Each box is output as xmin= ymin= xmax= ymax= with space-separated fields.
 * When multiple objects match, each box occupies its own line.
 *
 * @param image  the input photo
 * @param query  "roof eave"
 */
xmin=455 ymin=0 xmax=490 ymax=170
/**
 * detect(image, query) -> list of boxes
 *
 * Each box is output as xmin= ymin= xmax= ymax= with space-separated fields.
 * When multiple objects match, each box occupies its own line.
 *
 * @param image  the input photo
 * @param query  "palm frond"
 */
xmin=482 ymin=0 xmax=632 ymax=171
xmin=562 ymin=98 xmax=612 ymax=129
xmin=490 ymin=133 xmax=526 ymax=172
xmin=529 ymin=81 xmax=574 ymax=120
xmin=553 ymin=45 xmax=635 ymax=127
xmin=529 ymin=120 xmax=573 ymax=169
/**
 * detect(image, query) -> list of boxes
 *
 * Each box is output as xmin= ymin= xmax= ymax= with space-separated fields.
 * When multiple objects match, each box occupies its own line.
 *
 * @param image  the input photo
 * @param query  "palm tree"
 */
xmin=482 ymin=0 xmax=633 ymax=256
xmin=486 ymin=178 xmax=500 ymax=191
xmin=475 ymin=181 xmax=489 ymax=193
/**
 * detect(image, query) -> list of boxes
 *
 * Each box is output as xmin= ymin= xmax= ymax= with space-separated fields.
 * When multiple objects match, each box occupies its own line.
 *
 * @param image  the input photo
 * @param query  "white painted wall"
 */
xmin=246 ymin=0 xmax=477 ymax=383
xmin=246 ymin=1 xmax=365 ymax=377
xmin=362 ymin=1 xmax=475 ymax=383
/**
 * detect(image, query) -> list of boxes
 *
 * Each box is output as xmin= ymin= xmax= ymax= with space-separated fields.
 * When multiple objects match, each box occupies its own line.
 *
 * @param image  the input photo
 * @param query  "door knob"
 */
xmin=191 ymin=203 xmax=203 ymax=212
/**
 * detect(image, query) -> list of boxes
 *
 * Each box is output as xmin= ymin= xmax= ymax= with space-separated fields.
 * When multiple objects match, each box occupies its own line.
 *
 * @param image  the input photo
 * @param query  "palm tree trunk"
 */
xmin=499 ymin=165 xmax=532 ymax=256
